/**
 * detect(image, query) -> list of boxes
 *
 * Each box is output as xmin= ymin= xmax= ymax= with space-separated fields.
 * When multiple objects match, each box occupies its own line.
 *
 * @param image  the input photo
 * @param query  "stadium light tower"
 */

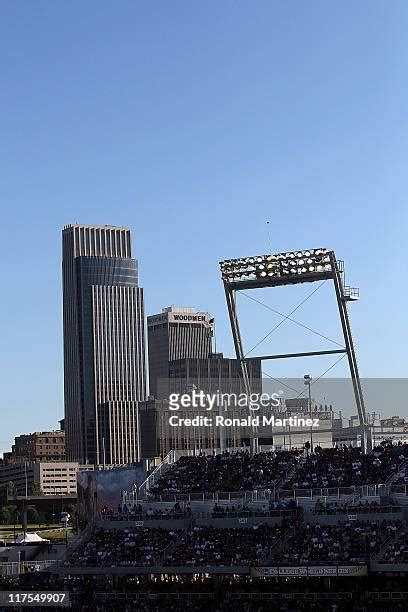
xmin=220 ymin=248 xmax=371 ymax=454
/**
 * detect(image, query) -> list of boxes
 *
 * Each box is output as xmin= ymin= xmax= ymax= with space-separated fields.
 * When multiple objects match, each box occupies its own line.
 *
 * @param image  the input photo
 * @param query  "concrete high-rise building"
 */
xmin=147 ymin=306 xmax=213 ymax=398
xmin=62 ymin=224 xmax=147 ymax=466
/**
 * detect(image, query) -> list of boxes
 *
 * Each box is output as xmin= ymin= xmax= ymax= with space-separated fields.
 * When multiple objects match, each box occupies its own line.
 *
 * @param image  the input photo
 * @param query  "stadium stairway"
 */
xmin=57 ymin=519 xmax=96 ymax=566
xmin=275 ymin=454 xmax=307 ymax=494
xmin=263 ymin=524 xmax=295 ymax=565
xmin=370 ymin=520 xmax=407 ymax=563
xmin=138 ymin=450 xmax=176 ymax=498
xmin=386 ymin=457 xmax=408 ymax=487
xmin=159 ymin=526 xmax=189 ymax=566
xmin=388 ymin=457 xmax=408 ymax=509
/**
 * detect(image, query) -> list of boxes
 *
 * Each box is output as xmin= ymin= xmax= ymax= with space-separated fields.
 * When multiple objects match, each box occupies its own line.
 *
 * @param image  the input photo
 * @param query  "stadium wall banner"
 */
xmin=77 ymin=464 xmax=146 ymax=521
xmin=278 ymin=567 xmax=308 ymax=577
xmin=337 ymin=565 xmax=368 ymax=576
xmin=251 ymin=565 xmax=368 ymax=577
xmin=251 ymin=567 xmax=278 ymax=577
xmin=307 ymin=566 xmax=338 ymax=576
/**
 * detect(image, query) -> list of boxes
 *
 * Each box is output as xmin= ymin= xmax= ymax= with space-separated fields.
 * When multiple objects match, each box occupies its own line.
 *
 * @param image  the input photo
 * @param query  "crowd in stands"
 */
xmin=65 ymin=524 xmax=285 ymax=569
xmin=63 ymin=513 xmax=407 ymax=570
xmin=313 ymin=499 xmax=401 ymax=515
xmin=381 ymin=531 xmax=408 ymax=563
xmin=392 ymin=465 xmax=408 ymax=486
xmin=212 ymin=499 xmax=298 ymax=518
xmin=147 ymin=443 xmax=408 ymax=497
xmin=149 ymin=449 xmax=302 ymax=496
xmin=65 ymin=527 xmax=180 ymax=567
xmin=279 ymin=520 xmax=403 ymax=564
xmin=102 ymin=502 xmax=189 ymax=521
xmin=163 ymin=524 xmax=283 ymax=566
xmin=285 ymin=443 xmax=408 ymax=489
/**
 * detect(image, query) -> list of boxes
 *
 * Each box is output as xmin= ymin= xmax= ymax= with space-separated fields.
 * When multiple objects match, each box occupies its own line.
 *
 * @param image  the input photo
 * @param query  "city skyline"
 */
xmin=1 ymin=2 xmax=407 ymax=454
xmin=0 ymin=218 xmax=406 ymax=456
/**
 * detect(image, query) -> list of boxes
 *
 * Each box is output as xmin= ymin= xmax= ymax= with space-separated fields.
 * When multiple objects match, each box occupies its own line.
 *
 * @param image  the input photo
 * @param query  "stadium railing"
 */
xmin=134 ymin=450 xmax=176 ymax=499
xmin=97 ymin=517 xmax=189 ymax=530
xmin=227 ymin=592 xmax=353 ymax=601
xmin=390 ymin=484 xmax=408 ymax=495
xmin=310 ymin=505 xmax=402 ymax=515
xmin=278 ymin=484 xmax=389 ymax=500
xmin=370 ymin=562 xmax=408 ymax=572
xmin=367 ymin=591 xmax=408 ymax=600
xmin=93 ymin=592 xmax=353 ymax=602
xmin=149 ymin=489 xmax=275 ymax=503
xmin=0 ymin=559 xmax=57 ymax=576
xmin=95 ymin=592 xmax=216 ymax=601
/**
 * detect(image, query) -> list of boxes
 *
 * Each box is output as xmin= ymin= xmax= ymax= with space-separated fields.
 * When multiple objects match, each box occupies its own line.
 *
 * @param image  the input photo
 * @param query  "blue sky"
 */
xmin=0 ymin=1 xmax=407 ymax=453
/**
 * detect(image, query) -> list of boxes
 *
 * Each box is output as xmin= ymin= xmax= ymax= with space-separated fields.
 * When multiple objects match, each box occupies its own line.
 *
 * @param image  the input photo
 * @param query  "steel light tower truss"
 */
xmin=220 ymin=248 xmax=371 ymax=453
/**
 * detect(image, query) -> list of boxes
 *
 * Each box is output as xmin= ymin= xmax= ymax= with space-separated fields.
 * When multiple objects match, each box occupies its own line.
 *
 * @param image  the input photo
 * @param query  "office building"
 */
xmin=333 ymin=414 xmax=408 ymax=447
xmin=139 ymin=353 xmax=336 ymax=455
xmin=62 ymin=224 xmax=147 ymax=466
xmin=138 ymin=398 xmax=254 ymax=457
xmin=2 ymin=431 xmax=65 ymax=465
xmin=139 ymin=353 xmax=262 ymax=456
xmin=0 ymin=462 xmax=93 ymax=496
xmin=147 ymin=306 xmax=213 ymax=398
xmin=168 ymin=353 xmax=262 ymax=395
xmin=138 ymin=398 xmax=334 ymax=457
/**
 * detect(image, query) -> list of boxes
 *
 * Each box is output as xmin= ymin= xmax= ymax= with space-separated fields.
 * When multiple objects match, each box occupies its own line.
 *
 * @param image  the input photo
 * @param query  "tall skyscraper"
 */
xmin=147 ymin=306 xmax=213 ymax=398
xmin=62 ymin=224 xmax=147 ymax=466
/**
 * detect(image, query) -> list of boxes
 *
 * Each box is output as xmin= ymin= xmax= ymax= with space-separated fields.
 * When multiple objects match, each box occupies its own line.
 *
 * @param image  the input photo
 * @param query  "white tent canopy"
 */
xmin=14 ymin=532 xmax=50 ymax=544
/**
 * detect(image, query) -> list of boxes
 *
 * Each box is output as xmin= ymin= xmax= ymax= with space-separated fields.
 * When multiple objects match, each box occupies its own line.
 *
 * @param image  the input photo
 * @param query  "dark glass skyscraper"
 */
xmin=62 ymin=224 xmax=147 ymax=465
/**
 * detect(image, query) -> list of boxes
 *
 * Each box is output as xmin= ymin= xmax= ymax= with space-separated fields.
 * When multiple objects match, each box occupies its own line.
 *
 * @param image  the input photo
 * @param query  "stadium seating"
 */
xmin=381 ymin=530 xmax=408 ymax=563
xmin=284 ymin=443 xmax=408 ymax=489
xmin=65 ymin=527 xmax=181 ymax=567
xmin=163 ymin=524 xmax=283 ymax=566
xmin=278 ymin=520 xmax=403 ymax=564
xmin=52 ymin=444 xmax=408 ymax=611
xmin=148 ymin=444 xmax=408 ymax=496
xmin=149 ymin=449 xmax=302 ymax=495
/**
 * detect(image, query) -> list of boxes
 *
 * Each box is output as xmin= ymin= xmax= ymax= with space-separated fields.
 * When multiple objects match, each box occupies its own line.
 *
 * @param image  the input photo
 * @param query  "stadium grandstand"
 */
xmin=146 ymin=443 xmax=408 ymax=498
xmin=1 ymin=443 xmax=407 ymax=610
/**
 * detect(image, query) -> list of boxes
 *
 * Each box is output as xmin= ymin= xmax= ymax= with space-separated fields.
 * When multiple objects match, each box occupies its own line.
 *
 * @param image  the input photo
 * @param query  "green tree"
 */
xmin=29 ymin=483 xmax=43 ymax=496
xmin=0 ymin=504 xmax=19 ymax=525
xmin=0 ymin=505 xmax=11 ymax=524
xmin=6 ymin=481 xmax=15 ymax=497
xmin=27 ymin=506 xmax=39 ymax=524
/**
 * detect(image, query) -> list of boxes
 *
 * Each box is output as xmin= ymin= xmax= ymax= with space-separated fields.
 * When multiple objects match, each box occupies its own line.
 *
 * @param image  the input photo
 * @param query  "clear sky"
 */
xmin=1 ymin=1 xmax=407 ymax=454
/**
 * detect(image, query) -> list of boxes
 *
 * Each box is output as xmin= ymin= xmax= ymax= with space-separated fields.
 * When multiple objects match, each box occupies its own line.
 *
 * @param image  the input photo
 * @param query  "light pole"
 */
xmin=24 ymin=461 xmax=28 ymax=498
xmin=61 ymin=512 xmax=70 ymax=547
xmin=304 ymin=375 xmax=313 ymax=452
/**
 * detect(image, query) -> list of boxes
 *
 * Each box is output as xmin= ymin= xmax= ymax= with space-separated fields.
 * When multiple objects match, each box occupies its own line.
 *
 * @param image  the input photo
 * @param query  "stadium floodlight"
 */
xmin=220 ymin=248 xmax=333 ymax=289
xmin=220 ymin=247 xmax=370 ymax=454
